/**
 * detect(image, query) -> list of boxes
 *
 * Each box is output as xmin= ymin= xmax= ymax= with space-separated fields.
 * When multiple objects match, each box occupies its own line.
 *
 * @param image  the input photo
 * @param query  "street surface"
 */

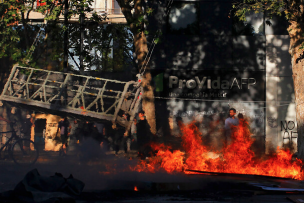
xmin=0 ymin=149 xmax=303 ymax=202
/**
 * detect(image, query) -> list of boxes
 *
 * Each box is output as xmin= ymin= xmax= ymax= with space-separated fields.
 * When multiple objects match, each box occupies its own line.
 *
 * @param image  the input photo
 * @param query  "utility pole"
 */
xmin=80 ymin=11 xmax=85 ymax=75
xmin=63 ymin=0 xmax=69 ymax=72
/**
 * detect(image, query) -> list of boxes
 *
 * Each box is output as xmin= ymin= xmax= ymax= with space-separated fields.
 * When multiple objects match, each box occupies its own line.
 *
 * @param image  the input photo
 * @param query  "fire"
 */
xmin=132 ymin=119 xmax=304 ymax=180
xmin=134 ymin=186 xmax=138 ymax=191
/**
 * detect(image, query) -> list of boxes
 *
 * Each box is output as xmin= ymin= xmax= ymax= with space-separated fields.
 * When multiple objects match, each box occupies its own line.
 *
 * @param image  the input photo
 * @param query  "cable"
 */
xmin=139 ymin=0 xmax=174 ymax=75
xmin=139 ymin=0 xmax=173 ymax=74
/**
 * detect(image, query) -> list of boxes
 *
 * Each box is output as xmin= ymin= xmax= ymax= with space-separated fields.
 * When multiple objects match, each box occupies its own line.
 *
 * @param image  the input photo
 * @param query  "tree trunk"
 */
xmin=134 ymin=32 xmax=156 ymax=135
xmin=116 ymin=0 xmax=157 ymax=134
xmin=288 ymin=21 xmax=304 ymax=159
xmin=21 ymin=11 xmax=30 ymax=51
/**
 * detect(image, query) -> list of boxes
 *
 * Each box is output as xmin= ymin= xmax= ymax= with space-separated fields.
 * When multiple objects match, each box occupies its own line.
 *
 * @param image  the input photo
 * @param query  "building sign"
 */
xmin=154 ymin=70 xmax=265 ymax=101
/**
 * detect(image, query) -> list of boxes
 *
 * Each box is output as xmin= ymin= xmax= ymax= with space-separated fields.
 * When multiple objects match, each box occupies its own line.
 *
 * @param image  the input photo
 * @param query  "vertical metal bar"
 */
xmin=86 ymin=88 xmax=102 ymax=110
xmin=80 ymin=12 xmax=85 ymax=74
xmin=104 ymin=97 xmax=121 ymax=114
xmin=43 ymin=72 xmax=51 ymax=102
xmin=81 ymin=93 xmax=85 ymax=109
xmin=12 ymin=68 xmax=19 ymax=80
xmin=8 ymin=81 xmax=12 ymax=95
xmin=25 ymin=69 xmax=34 ymax=99
xmin=30 ymin=71 xmax=51 ymax=100
xmin=1 ymin=64 xmax=18 ymax=97
xmin=124 ymin=87 xmax=142 ymax=136
xmin=30 ymin=87 xmax=43 ymax=99
xmin=64 ymin=0 xmax=69 ymax=72
xmin=55 ymin=73 xmax=70 ymax=105
xmin=80 ymin=77 xmax=89 ymax=109
xmin=12 ymin=83 xmax=26 ymax=97
xmin=129 ymin=87 xmax=140 ymax=111
xmin=112 ymin=82 xmax=131 ymax=123
xmin=100 ymin=81 xmax=107 ymax=112
xmin=69 ymin=86 xmax=82 ymax=107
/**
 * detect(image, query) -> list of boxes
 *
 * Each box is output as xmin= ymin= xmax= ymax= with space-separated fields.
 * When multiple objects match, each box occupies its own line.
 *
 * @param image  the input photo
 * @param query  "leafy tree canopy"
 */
xmin=232 ymin=0 xmax=304 ymax=49
xmin=0 ymin=0 xmax=133 ymax=72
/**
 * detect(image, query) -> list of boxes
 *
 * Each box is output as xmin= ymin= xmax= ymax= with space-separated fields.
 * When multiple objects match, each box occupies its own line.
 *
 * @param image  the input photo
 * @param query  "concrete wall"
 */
xmin=0 ymin=103 xmax=63 ymax=151
xmin=34 ymin=114 xmax=62 ymax=151
xmin=265 ymin=34 xmax=295 ymax=153
xmin=149 ymin=0 xmax=295 ymax=154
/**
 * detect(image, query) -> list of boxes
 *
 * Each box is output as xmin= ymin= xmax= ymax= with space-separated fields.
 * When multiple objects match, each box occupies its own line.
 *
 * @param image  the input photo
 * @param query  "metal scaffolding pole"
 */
xmin=80 ymin=12 xmax=85 ymax=75
xmin=64 ymin=0 xmax=69 ymax=72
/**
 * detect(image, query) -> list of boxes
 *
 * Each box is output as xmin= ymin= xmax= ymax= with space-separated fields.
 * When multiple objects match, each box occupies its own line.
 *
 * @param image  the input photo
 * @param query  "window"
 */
xmin=167 ymin=2 xmax=199 ymax=35
xmin=232 ymin=11 xmax=264 ymax=36
xmin=113 ymin=0 xmax=121 ymax=14
xmin=92 ymin=0 xmax=107 ymax=13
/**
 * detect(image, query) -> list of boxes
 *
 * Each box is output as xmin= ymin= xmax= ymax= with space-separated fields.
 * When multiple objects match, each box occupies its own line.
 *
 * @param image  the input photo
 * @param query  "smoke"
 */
xmin=77 ymin=137 xmax=108 ymax=161
xmin=0 ymin=152 xmax=205 ymax=193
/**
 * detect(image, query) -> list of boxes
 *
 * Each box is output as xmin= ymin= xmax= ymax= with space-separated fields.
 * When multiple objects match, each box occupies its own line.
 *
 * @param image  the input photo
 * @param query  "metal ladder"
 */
xmin=0 ymin=64 xmax=142 ymax=133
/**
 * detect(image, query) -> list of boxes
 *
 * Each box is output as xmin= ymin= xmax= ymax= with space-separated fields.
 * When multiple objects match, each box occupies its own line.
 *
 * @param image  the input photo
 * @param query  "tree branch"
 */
xmin=26 ymin=0 xmax=34 ymax=21
xmin=116 ymin=0 xmax=135 ymax=30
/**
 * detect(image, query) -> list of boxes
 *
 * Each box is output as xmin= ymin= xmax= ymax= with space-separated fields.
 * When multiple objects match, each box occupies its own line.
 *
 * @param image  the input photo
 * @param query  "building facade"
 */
xmin=148 ymin=0 xmax=295 ymax=154
xmin=27 ymin=0 xmax=126 ymax=24
xmin=0 ymin=0 xmax=296 ymax=154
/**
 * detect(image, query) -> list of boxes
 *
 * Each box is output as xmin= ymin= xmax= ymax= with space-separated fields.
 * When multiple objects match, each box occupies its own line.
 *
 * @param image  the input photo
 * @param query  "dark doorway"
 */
xmin=34 ymin=119 xmax=46 ymax=151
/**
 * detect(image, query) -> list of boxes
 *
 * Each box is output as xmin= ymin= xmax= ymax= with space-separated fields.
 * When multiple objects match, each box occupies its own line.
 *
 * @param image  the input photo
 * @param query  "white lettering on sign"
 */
xmin=169 ymin=76 xmax=256 ymax=90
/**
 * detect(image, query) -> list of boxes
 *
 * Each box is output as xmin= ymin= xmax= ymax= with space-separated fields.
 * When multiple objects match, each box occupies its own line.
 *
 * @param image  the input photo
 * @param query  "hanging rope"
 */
xmin=138 ymin=0 xmax=174 ymax=76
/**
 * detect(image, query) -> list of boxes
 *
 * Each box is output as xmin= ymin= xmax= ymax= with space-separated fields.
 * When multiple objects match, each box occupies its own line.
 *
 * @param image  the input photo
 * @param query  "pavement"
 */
xmin=0 ymin=149 xmax=304 ymax=202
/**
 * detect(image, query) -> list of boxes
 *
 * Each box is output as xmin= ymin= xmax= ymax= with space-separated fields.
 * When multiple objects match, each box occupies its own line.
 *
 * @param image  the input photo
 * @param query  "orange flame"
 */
xmin=134 ymin=186 xmax=138 ymax=191
xmin=132 ymin=119 xmax=304 ymax=180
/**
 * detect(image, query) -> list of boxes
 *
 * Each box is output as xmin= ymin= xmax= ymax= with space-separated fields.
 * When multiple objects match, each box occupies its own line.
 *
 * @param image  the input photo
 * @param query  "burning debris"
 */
xmin=130 ymin=119 xmax=304 ymax=180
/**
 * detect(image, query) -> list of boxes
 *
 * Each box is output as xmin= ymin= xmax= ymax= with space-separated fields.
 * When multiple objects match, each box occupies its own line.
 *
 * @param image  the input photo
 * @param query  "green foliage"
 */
xmin=19 ymin=68 xmax=32 ymax=76
xmin=68 ymin=24 xmax=133 ymax=72
xmin=0 ymin=0 xmax=133 ymax=73
xmin=232 ymin=0 xmax=294 ymax=22
xmin=0 ymin=1 xmax=23 ymax=62
xmin=146 ymin=7 xmax=153 ymax=15
xmin=233 ymin=0 xmax=304 ymax=51
xmin=299 ymin=42 xmax=304 ymax=50
xmin=0 ymin=0 xmax=109 ymax=71
xmin=116 ymin=0 xmax=154 ymax=35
